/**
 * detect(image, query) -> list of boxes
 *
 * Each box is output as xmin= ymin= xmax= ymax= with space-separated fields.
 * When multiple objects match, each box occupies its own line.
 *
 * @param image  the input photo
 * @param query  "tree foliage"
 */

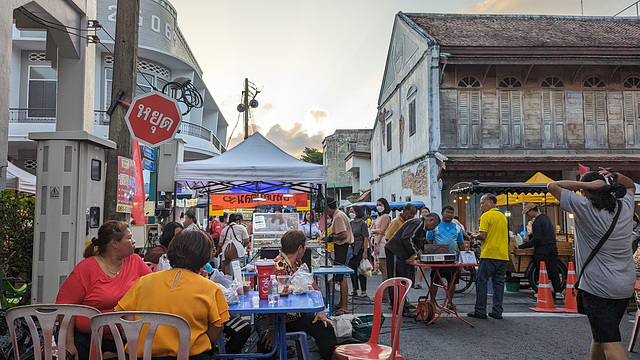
xmin=300 ymin=147 xmax=323 ymax=164
xmin=0 ymin=190 xmax=34 ymax=280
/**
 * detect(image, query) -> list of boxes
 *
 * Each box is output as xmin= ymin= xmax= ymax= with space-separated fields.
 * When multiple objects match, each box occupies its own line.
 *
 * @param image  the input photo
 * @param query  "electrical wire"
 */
xmin=18 ymin=7 xmax=91 ymax=32
xmin=161 ymin=80 xmax=203 ymax=115
xmin=227 ymin=111 xmax=242 ymax=145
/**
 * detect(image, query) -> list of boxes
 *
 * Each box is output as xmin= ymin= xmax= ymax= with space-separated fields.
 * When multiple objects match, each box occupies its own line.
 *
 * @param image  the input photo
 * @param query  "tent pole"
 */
xmin=173 ymin=181 xmax=178 ymax=222
xmin=323 ymin=184 xmax=328 ymax=266
xmin=206 ymin=189 xmax=210 ymax=226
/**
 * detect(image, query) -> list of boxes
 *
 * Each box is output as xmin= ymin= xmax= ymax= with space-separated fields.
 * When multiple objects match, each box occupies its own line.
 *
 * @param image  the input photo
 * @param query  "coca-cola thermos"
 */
xmin=255 ymin=259 xmax=275 ymax=299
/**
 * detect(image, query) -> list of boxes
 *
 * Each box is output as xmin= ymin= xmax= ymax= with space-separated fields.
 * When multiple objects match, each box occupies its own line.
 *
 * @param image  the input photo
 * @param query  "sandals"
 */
xmin=349 ymin=291 xmax=358 ymax=296
xmin=335 ymin=308 xmax=350 ymax=315
xmin=360 ymin=292 xmax=368 ymax=298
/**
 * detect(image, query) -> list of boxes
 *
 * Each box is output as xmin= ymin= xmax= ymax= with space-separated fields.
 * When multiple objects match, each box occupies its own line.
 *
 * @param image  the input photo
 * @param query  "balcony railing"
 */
xmin=9 ymin=108 xmax=56 ymax=123
xmin=179 ymin=121 xmax=211 ymax=142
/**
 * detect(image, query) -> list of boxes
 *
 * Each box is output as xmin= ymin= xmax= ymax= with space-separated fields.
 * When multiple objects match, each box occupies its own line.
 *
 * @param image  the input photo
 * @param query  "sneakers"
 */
xmin=467 ymin=311 xmax=487 ymax=319
xmin=488 ymin=312 xmax=503 ymax=320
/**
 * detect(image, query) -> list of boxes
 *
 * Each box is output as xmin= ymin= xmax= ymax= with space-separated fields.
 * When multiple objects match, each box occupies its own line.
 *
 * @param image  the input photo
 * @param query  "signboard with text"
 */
xmin=210 ymin=193 xmax=307 ymax=210
xmin=124 ymin=91 xmax=182 ymax=148
xmin=116 ymin=156 xmax=136 ymax=213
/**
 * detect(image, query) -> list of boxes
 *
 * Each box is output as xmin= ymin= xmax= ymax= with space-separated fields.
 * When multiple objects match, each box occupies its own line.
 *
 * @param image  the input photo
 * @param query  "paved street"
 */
xmin=299 ymin=272 xmax=640 ymax=360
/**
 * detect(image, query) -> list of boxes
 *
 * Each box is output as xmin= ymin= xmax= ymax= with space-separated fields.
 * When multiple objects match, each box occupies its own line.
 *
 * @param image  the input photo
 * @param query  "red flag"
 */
xmin=578 ymin=163 xmax=590 ymax=175
xmin=132 ymin=140 xmax=147 ymax=224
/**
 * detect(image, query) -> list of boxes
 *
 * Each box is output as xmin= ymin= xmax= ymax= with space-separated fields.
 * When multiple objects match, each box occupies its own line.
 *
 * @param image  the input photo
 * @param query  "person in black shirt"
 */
xmin=519 ymin=203 xmax=563 ymax=300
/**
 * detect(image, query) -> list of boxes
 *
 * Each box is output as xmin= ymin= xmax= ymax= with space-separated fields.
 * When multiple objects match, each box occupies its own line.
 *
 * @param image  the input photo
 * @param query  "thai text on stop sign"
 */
xmin=135 ymin=103 xmax=175 ymax=134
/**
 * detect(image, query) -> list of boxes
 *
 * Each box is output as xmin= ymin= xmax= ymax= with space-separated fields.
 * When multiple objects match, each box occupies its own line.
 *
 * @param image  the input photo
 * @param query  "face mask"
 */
xmin=376 ymin=206 xmax=385 ymax=213
xmin=349 ymin=213 xmax=356 ymax=219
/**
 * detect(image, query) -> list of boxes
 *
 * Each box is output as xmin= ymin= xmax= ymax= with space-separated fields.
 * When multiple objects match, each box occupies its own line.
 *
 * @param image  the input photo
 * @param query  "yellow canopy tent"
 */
xmin=496 ymin=172 xmax=558 ymax=206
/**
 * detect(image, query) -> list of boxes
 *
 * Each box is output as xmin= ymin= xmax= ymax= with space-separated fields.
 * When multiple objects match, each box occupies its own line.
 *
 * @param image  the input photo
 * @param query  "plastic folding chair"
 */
xmin=332 ymin=277 xmax=412 ymax=360
xmin=90 ymin=311 xmax=191 ymax=360
xmin=287 ymin=331 xmax=310 ymax=360
xmin=144 ymin=261 xmax=157 ymax=272
xmin=628 ymin=280 xmax=640 ymax=352
xmin=5 ymin=304 xmax=100 ymax=360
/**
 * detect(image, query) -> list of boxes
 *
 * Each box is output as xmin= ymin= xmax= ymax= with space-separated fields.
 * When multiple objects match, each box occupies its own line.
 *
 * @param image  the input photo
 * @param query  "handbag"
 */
xmin=574 ymin=200 xmax=622 ymax=313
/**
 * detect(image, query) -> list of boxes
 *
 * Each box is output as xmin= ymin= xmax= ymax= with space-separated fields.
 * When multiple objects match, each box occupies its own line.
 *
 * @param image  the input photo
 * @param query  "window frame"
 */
xmin=386 ymin=121 xmax=392 ymax=152
xmin=27 ymin=64 xmax=57 ymax=118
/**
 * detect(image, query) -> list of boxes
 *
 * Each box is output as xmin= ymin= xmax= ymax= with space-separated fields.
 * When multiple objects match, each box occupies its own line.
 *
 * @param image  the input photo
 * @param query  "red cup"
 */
xmin=255 ymin=259 xmax=275 ymax=299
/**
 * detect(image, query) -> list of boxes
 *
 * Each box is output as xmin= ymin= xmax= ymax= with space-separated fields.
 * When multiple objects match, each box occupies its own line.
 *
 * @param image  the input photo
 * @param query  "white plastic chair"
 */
xmin=5 ymin=304 xmax=100 ymax=360
xmin=90 ymin=311 xmax=191 ymax=360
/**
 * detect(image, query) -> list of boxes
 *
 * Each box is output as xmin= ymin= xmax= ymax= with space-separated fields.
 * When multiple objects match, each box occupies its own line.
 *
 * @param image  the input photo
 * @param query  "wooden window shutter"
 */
xmin=470 ymin=91 xmax=481 ymax=146
xmin=541 ymin=90 xmax=553 ymax=147
xmin=511 ymin=91 xmax=524 ymax=147
xmin=553 ymin=91 xmax=566 ymax=147
xmin=584 ymin=91 xmax=596 ymax=148
xmin=499 ymin=91 xmax=511 ymax=146
xmin=595 ymin=91 xmax=608 ymax=147
xmin=623 ymin=91 xmax=639 ymax=147
xmin=458 ymin=91 xmax=470 ymax=146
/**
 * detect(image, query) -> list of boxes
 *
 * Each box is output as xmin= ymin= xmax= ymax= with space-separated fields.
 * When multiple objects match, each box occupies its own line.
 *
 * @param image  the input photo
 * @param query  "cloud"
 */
xmin=463 ymin=0 xmax=583 ymax=14
xmin=309 ymin=109 xmax=328 ymax=123
xmin=261 ymin=103 xmax=273 ymax=111
xmin=265 ymin=123 xmax=325 ymax=158
xmin=225 ymin=122 xmax=324 ymax=158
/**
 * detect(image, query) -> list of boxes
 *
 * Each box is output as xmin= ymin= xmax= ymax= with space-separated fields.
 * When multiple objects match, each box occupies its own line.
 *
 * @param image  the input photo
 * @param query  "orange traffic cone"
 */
xmin=563 ymin=262 xmax=578 ymax=313
xmin=530 ymin=261 xmax=564 ymax=312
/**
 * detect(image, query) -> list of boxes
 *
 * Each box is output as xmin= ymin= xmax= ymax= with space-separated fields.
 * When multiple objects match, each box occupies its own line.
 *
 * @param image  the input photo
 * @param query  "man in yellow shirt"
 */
xmin=468 ymin=194 xmax=509 ymax=320
xmin=384 ymin=203 xmax=417 ymax=240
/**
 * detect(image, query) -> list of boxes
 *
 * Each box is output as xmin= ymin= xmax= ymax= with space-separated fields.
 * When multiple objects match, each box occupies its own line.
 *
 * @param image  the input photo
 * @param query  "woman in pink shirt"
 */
xmin=56 ymin=220 xmax=151 ymax=360
xmin=370 ymin=198 xmax=391 ymax=299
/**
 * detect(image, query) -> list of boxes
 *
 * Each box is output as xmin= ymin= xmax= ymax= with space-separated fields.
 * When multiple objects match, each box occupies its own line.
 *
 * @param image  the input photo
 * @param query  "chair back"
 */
xmin=144 ymin=261 xmax=157 ymax=272
xmin=370 ymin=277 xmax=412 ymax=358
xmin=5 ymin=304 xmax=100 ymax=360
xmin=90 ymin=311 xmax=191 ymax=360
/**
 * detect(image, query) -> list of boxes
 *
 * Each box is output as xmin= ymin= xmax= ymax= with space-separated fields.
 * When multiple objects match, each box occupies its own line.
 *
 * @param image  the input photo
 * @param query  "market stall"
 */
xmin=174 ymin=132 xmax=327 ymax=250
xmin=450 ymin=178 xmax=572 ymax=291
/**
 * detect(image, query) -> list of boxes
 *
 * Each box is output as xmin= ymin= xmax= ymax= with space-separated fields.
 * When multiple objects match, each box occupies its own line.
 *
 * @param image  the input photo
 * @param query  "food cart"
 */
xmin=251 ymin=212 xmax=301 ymax=249
xmin=450 ymin=180 xmax=575 ymax=292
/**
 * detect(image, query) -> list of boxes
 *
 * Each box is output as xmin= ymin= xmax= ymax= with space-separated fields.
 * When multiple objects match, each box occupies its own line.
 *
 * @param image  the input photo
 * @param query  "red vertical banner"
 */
xmin=116 ymin=156 xmax=135 ymax=213
xmin=131 ymin=140 xmax=147 ymax=224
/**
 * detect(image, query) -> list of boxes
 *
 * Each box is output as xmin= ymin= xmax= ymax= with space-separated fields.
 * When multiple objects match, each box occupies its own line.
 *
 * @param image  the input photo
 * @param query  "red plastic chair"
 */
xmin=144 ymin=261 xmax=157 ymax=272
xmin=628 ymin=280 xmax=640 ymax=352
xmin=333 ymin=277 xmax=412 ymax=360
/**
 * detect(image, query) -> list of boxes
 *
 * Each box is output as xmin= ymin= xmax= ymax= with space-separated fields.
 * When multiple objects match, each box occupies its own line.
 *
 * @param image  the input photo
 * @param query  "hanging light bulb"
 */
xmin=283 ymin=189 xmax=294 ymax=198
xmin=453 ymin=199 xmax=457 ymax=203
xmin=252 ymin=192 xmax=266 ymax=201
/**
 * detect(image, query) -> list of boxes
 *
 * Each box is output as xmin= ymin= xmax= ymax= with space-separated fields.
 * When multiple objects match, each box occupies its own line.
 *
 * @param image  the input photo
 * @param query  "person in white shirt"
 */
xmin=220 ymin=213 xmax=250 ymax=275
xmin=298 ymin=210 xmax=323 ymax=240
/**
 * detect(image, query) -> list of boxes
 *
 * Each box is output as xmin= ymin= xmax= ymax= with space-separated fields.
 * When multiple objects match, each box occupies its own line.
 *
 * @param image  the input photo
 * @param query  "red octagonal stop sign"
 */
xmin=124 ymin=91 xmax=182 ymax=148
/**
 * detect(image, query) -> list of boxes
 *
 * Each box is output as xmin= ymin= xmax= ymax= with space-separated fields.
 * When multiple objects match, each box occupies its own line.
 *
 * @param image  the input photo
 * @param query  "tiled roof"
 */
xmin=404 ymin=13 xmax=640 ymax=48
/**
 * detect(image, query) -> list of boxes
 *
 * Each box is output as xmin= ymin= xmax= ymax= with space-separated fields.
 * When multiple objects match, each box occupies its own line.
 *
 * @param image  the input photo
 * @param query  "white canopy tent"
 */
xmin=175 ymin=132 xmax=327 ymax=194
xmin=6 ymin=162 xmax=36 ymax=194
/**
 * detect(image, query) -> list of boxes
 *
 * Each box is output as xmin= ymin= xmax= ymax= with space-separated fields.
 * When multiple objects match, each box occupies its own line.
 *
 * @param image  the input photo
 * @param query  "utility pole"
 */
xmin=243 ymin=78 xmax=249 ymax=139
xmin=104 ymin=0 xmax=140 ymax=221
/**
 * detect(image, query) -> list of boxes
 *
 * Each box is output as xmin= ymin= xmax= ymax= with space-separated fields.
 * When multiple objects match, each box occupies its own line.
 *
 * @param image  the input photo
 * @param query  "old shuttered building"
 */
xmin=371 ymin=13 xmax=640 ymax=227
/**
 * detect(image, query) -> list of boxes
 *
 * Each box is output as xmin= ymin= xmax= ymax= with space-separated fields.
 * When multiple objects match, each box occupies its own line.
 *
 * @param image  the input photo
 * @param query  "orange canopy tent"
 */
xmin=496 ymin=172 xmax=558 ymax=206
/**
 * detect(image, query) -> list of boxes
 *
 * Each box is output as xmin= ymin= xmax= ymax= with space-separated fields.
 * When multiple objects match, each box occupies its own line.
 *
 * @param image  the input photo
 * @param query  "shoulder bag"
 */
xmin=574 ymin=200 xmax=622 ymax=313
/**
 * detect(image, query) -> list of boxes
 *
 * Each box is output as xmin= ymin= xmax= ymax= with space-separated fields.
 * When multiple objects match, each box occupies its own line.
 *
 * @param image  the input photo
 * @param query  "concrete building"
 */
xmin=372 ymin=13 xmax=640 ymax=229
xmin=345 ymin=151 xmax=372 ymax=201
xmin=322 ymin=129 xmax=372 ymax=203
xmin=2 ymin=0 xmax=228 ymax=303
xmin=9 ymin=0 xmax=228 ymax=175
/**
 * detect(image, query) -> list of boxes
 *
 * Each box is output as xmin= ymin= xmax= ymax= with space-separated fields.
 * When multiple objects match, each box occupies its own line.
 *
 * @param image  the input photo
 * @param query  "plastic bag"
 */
xmin=329 ymin=314 xmax=355 ymax=338
xmin=358 ymin=259 xmax=372 ymax=277
xmin=210 ymin=269 xmax=240 ymax=305
xmin=157 ymin=254 xmax=171 ymax=271
xmin=290 ymin=263 xmax=314 ymax=294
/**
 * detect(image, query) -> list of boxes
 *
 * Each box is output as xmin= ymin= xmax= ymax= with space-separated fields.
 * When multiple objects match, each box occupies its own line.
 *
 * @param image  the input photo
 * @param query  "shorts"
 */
xmin=430 ymin=267 xmax=458 ymax=285
xmin=334 ymin=243 xmax=349 ymax=282
xmin=579 ymin=290 xmax=628 ymax=343
xmin=377 ymin=238 xmax=387 ymax=259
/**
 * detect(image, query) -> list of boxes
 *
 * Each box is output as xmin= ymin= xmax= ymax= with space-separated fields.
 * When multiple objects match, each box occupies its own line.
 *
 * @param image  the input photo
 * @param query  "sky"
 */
xmin=169 ymin=0 xmax=638 ymax=157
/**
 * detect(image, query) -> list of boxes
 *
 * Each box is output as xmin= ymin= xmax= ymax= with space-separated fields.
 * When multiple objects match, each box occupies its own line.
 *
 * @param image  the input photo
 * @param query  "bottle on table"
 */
xmin=268 ymin=274 xmax=279 ymax=304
